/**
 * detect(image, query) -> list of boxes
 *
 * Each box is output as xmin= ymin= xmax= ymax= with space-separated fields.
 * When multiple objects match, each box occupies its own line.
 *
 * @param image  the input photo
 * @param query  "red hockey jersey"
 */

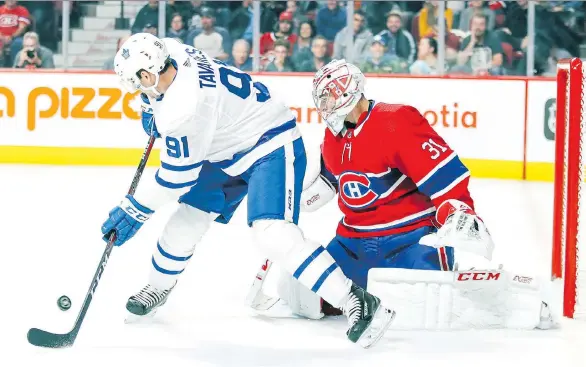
xmin=321 ymin=101 xmax=474 ymax=238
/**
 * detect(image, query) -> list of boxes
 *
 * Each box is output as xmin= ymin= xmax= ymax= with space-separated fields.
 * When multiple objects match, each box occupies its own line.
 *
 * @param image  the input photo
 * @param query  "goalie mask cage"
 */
xmin=553 ymin=58 xmax=586 ymax=319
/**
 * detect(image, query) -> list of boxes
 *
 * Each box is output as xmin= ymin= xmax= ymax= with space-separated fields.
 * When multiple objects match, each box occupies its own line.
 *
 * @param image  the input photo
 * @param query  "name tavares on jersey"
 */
xmin=185 ymin=47 xmax=217 ymax=89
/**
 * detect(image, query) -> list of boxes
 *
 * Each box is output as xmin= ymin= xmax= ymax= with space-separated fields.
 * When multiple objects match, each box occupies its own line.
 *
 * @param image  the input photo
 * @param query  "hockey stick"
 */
xmin=27 ymin=135 xmax=157 ymax=348
xmin=246 ymin=258 xmax=280 ymax=311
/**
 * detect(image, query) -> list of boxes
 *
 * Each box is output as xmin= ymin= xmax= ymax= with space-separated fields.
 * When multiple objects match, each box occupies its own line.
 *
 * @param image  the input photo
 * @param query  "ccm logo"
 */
xmin=457 ymin=272 xmax=501 ymax=281
xmin=306 ymin=194 xmax=320 ymax=206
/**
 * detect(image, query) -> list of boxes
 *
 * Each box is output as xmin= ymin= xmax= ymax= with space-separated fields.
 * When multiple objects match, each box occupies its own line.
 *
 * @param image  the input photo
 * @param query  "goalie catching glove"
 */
xmin=420 ymin=199 xmax=495 ymax=260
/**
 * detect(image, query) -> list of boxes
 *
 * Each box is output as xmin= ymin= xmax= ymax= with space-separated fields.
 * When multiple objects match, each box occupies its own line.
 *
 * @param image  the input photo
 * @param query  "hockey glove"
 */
xmin=101 ymin=195 xmax=153 ymax=246
xmin=419 ymin=199 xmax=495 ymax=260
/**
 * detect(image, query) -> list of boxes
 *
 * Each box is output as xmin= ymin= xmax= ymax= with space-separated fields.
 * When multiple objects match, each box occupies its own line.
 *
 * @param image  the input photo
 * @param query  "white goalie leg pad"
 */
xmin=253 ymin=219 xmax=351 ymax=308
xmin=276 ymin=269 xmax=324 ymax=319
xmin=300 ymin=174 xmax=336 ymax=212
xmin=149 ymin=204 xmax=218 ymax=290
xmin=367 ymin=268 xmax=555 ymax=330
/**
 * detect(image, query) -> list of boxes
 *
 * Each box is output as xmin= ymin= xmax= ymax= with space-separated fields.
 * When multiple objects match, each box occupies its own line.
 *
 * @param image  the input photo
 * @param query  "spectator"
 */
xmin=363 ymin=1 xmax=400 ymax=35
xmin=377 ymin=11 xmax=416 ymax=64
xmin=228 ymin=0 xmax=253 ymax=43
xmin=227 ymin=39 xmax=252 ymax=71
xmin=291 ymin=20 xmax=315 ymax=67
xmin=168 ymin=0 xmax=193 ymax=27
xmin=168 ymin=13 xmax=187 ymax=40
xmin=186 ymin=7 xmax=231 ymax=60
xmin=259 ymin=1 xmax=281 ymax=34
xmin=547 ymin=1 xmax=582 ymax=12
xmin=409 ymin=37 xmax=439 ymax=75
xmin=131 ymin=0 xmax=172 ymax=36
xmin=495 ymin=0 xmax=529 ymax=43
xmin=454 ymin=13 xmax=503 ymax=75
xmin=417 ymin=0 xmax=454 ymax=39
xmin=259 ymin=11 xmax=297 ymax=56
xmin=315 ymin=0 xmax=346 ymax=42
xmin=13 ymin=31 xmax=53 ymax=69
xmin=203 ymin=0 xmax=231 ymax=29
xmin=360 ymin=35 xmax=394 ymax=74
xmin=296 ymin=35 xmax=330 ymax=72
xmin=103 ymin=34 xmax=131 ymax=71
xmin=265 ymin=40 xmax=295 ymax=72
xmin=187 ymin=0 xmax=204 ymax=29
xmin=285 ymin=0 xmax=309 ymax=32
xmin=143 ymin=23 xmax=158 ymax=36
xmin=333 ymin=9 xmax=372 ymax=64
xmin=0 ymin=0 xmax=30 ymax=66
xmin=23 ymin=1 xmax=54 ymax=50
xmin=458 ymin=1 xmax=495 ymax=32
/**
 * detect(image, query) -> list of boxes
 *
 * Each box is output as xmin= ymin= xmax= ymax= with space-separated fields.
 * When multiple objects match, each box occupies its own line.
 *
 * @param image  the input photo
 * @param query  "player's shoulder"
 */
xmin=371 ymin=102 xmax=426 ymax=132
xmin=163 ymin=37 xmax=185 ymax=53
xmin=372 ymin=102 xmax=421 ymax=117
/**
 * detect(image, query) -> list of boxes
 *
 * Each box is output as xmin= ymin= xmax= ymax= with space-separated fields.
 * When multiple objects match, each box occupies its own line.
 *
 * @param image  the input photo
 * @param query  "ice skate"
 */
xmin=343 ymin=283 xmax=395 ymax=348
xmin=125 ymin=283 xmax=175 ymax=322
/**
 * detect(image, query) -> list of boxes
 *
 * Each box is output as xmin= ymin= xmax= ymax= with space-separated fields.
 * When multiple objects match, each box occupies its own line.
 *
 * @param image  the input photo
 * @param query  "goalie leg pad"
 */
xmin=149 ymin=204 xmax=218 ymax=290
xmin=252 ymin=219 xmax=351 ymax=307
xmin=367 ymin=267 xmax=555 ymax=330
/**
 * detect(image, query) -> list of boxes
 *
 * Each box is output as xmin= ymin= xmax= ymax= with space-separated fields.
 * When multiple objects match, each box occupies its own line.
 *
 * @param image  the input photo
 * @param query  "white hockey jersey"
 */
xmin=133 ymin=38 xmax=299 ymax=210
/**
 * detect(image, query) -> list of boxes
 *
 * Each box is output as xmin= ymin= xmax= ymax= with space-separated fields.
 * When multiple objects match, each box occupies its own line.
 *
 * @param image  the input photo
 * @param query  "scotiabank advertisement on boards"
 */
xmin=0 ymin=71 xmax=556 ymax=180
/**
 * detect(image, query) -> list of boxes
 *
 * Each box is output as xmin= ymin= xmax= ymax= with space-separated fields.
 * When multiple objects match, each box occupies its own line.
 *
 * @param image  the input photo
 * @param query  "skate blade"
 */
xmin=124 ymin=309 xmax=158 ymax=324
xmin=357 ymin=307 xmax=396 ymax=349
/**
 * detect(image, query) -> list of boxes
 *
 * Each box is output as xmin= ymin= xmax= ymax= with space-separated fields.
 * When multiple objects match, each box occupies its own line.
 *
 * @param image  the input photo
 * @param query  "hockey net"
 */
xmin=553 ymin=58 xmax=586 ymax=319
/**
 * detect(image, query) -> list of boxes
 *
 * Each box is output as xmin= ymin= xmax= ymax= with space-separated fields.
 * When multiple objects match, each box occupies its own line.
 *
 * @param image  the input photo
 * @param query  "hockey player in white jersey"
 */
xmin=100 ymin=33 xmax=394 ymax=348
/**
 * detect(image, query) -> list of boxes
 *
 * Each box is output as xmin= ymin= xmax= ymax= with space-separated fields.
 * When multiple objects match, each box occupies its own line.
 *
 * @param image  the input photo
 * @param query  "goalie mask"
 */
xmin=114 ymin=33 xmax=170 ymax=97
xmin=312 ymin=59 xmax=365 ymax=136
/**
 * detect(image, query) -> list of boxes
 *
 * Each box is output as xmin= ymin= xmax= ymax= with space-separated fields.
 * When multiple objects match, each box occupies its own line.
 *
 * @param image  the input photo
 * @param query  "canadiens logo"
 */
xmin=338 ymin=172 xmax=379 ymax=209
xmin=0 ymin=15 xmax=17 ymax=27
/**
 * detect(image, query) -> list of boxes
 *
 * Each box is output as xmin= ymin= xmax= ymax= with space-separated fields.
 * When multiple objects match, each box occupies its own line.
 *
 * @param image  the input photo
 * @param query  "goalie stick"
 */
xmin=246 ymin=258 xmax=279 ymax=311
xmin=27 ymin=134 xmax=157 ymax=348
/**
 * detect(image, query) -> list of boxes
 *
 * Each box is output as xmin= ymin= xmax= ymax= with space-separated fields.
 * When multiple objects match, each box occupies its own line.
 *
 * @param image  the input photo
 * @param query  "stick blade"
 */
xmin=27 ymin=328 xmax=75 ymax=348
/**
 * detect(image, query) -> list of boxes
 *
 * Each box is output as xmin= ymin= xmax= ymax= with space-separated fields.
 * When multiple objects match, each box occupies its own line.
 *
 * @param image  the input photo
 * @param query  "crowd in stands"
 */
xmin=0 ymin=0 xmax=582 ymax=76
xmin=124 ymin=0 xmax=584 ymax=76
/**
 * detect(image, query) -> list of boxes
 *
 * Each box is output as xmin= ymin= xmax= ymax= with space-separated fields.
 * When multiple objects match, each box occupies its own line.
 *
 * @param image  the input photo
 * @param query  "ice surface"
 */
xmin=1 ymin=165 xmax=584 ymax=367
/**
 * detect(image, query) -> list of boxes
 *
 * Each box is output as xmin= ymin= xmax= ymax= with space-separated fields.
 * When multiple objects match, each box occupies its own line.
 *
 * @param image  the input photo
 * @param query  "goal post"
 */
xmin=553 ymin=58 xmax=584 ymax=319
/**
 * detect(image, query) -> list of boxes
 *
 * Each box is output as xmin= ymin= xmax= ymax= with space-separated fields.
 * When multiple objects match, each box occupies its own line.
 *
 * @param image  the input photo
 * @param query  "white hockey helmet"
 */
xmin=312 ymin=59 xmax=365 ymax=136
xmin=114 ymin=33 xmax=170 ymax=96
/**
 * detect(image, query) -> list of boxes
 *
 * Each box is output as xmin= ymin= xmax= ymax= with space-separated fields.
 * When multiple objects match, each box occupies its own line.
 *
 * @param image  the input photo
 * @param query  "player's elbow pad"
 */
xmin=300 ymin=174 xmax=336 ymax=212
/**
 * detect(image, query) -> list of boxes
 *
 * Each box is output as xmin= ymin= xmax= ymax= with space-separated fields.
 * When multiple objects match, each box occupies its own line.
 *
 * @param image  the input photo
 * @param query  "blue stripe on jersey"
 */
xmin=368 ymin=169 xmax=404 ymax=197
xmin=161 ymin=160 xmax=203 ymax=172
xmin=157 ymin=242 xmax=193 ymax=261
xmin=152 ymin=257 xmax=184 ymax=275
xmin=417 ymin=156 xmax=469 ymax=198
xmin=293 ymin=246 xmax=325 ymax=279
xmin=155 ymin=170 xmax=198 ymax=189
xmin=214 ymin=118 xmax=297 ymax=169
xmin=311 ymin=262 xmax=339 ymax=292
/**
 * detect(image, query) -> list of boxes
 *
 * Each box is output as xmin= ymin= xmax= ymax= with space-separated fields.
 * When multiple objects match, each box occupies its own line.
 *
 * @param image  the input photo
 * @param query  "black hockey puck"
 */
xmin=57 ymin=295 xmax=71 ymax=311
